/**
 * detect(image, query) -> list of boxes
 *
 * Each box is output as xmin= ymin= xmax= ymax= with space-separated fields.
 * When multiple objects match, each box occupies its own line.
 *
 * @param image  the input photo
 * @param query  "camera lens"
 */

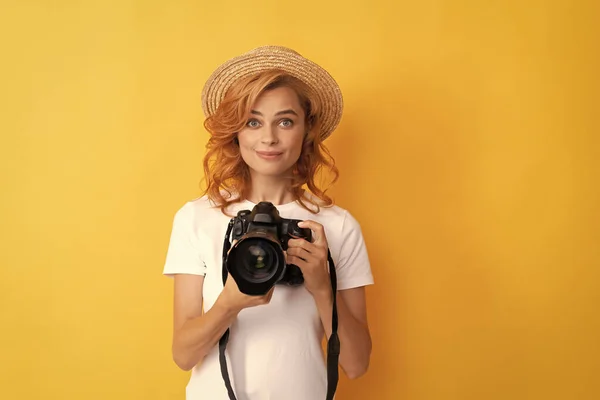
xmin=234 ymin=238 xmax=282 ymax=283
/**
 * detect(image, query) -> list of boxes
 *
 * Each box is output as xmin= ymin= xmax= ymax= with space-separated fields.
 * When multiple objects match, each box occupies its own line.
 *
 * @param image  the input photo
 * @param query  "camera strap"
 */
xmin=218 ymin=219 xmax=237 ymax=399
xmin=325 ymin=248 xmax=340 ymax=400
xmin=218 ymin=218 xmax=340 ymax=400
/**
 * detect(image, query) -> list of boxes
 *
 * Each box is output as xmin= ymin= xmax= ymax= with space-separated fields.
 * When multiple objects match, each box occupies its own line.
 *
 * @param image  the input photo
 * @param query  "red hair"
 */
xmin=201 ymin=69 xmax=339 ymax=215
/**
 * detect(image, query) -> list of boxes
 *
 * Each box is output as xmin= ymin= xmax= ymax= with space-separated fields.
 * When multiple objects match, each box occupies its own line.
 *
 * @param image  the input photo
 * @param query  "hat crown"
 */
xmin=249 ymin=45 xmax=302 ymax=57
xmin=202 ymin=45 xmax=343 ymax=140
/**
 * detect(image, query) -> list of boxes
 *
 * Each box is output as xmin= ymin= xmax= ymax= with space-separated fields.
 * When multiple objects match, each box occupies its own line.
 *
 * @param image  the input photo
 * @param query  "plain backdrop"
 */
xmin=1 ymin=1 xmax=598 ymax=399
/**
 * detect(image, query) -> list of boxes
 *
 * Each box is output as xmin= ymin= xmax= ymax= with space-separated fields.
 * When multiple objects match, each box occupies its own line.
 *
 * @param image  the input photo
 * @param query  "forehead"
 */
xmin=252 ymin=86 xmax=303 ymax=112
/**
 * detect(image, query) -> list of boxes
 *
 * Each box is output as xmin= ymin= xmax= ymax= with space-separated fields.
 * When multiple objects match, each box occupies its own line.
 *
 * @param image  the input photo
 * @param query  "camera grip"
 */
xmin=287 ymin=219 xmax=312 ymax=242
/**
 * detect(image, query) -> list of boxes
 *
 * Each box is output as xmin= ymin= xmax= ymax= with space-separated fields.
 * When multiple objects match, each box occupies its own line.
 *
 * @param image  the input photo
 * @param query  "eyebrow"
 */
xmin=250 ymin=109 xmax=299 ymax=117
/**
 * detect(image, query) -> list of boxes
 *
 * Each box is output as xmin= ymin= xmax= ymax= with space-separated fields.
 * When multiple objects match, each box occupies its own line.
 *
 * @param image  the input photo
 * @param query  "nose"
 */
xmin=260 ymin=124 xmax=279 ymax=145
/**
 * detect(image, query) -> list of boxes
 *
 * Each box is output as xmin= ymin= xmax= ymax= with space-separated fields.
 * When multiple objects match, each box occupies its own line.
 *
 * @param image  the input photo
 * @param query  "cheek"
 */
xmin=238 ymin=146 xmax=255 ymax=167
xmin=237 ymin=132 xmax=251 ymax=148
xmin=237 ymin=134 xmax=254 ymax=156
xmin=286 ymin=133 xmax=305 ymax=155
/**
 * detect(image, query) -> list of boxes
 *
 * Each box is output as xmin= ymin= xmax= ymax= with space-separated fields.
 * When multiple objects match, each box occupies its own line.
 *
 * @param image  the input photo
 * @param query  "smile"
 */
xmin=256 ymin=151 xmax=283 ymax=160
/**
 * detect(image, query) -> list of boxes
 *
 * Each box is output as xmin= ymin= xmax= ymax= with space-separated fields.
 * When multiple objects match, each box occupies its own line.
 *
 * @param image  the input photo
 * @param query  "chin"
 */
xmin=252 ymin=168 xmax=289 ymax=177
xmin=246 ymin=163 xmax=294 ymax=178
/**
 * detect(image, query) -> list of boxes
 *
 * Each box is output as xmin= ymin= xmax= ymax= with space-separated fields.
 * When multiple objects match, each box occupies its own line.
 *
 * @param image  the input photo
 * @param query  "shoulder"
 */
xmin=301 ymin=192 xmax=346 ymax=219
xmin=186 ymin=194 xmax=219 ymax=212
xmin=301 ymin=197 xmax=363 ymax=237
xmin=168 ymin=195 xmax=238 ymax=249
xmin=321 ymin=205 xmax=363 ymax=236
xmin=173 ymin=195 xmax=212 ymax=216
xmin=315 ymin=204 xmax=352 ymax=227
xmin=306 ymin=194 xmax=361 ymax=228
xmin=170 ymin=194 xmax=227 ymax=225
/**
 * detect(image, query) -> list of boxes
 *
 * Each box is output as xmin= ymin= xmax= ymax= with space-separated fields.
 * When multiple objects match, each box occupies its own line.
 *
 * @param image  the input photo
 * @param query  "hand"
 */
xmin=217 ymin=239 xmax=275 ymax=313
xmin=286 ymin=220 xmax=332 ymax=297
xmin=218 ymin=273 xmax=275 ymax=314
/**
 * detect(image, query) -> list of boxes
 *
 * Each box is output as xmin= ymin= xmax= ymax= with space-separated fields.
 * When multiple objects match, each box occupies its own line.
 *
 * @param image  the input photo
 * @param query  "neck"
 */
xmin=245 ymin=173 xmax=300 ymax=206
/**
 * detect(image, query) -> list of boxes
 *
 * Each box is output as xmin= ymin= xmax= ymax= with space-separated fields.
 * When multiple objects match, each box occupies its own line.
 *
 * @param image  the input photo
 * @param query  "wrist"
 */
xmin=311 ymin=286 xmax=333 ymax=303
xmin=214 ymin=294 xmax=242 ymax=317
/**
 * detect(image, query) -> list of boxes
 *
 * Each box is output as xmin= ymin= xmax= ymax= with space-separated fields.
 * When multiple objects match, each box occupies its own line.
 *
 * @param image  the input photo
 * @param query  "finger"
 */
xmin=286 ymin=254 xmax=310 ymax=270
xmin=297 ymin=220 xmax=327 ymax=245
xmin=286 ymin=245 xmax=312 ymax=259
xmin=288 ymin=240 xmax=328 ymax=264
xmin=288 ymin=246 xmax=323 ymax=266
xmin=288 ymin=238 xmax=320 ymax=254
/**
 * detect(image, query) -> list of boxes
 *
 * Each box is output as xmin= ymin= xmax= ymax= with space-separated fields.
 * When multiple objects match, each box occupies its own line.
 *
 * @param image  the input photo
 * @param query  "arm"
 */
xmin=313 ymin=286 xmax=372 ymax=379
xmin=171 ymin=274 xmax=236 ymax=371
xmin=286 ymin=219 xmax=373 ymax=380
xmin=171 ymin=273 xmax=274 ymax=371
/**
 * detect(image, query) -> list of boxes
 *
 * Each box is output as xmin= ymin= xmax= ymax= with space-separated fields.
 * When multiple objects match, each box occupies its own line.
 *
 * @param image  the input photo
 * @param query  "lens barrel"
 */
xmin=226 ymin=231 xmax=286 ymax=295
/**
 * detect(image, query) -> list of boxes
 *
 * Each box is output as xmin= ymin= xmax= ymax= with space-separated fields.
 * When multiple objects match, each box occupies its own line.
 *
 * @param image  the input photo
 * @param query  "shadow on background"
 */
xmin=328 ymin=69 xmax=496 ymax=398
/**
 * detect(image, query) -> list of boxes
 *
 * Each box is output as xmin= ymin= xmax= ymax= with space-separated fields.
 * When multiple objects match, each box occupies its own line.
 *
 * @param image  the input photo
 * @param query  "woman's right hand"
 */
xmin=218 ymin=273 xmax=275 ymax=313
xmin=218 ymin=240 xmax=275 ymax=314
xmin=217 ymin=239 xmax=274 ymax=313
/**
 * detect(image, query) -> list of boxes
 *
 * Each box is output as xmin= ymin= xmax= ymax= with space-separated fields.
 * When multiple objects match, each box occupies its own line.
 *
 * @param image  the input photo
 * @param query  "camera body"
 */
xmin=226 ymin=201 xmax=312 ymax=295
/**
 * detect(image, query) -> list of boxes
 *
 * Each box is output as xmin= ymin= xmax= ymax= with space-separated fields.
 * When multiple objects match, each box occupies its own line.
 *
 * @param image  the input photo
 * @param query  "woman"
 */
xmin=163 ymin=45 xmax=374 ymax=400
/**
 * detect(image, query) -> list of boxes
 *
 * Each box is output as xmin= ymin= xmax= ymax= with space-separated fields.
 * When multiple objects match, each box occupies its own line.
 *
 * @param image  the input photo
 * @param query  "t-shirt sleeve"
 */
xmin=335 ymin=210 xmax=374 ymax=290
xmin=162 ymin=202 xmax=207 ymax=278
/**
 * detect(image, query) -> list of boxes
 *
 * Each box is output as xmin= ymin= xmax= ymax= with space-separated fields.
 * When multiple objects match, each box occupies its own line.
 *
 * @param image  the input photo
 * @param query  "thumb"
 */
xmin=266 ymin=287 xmax=275 ymax=300
xmin=298 ymin=220 xmax=322 ymax=244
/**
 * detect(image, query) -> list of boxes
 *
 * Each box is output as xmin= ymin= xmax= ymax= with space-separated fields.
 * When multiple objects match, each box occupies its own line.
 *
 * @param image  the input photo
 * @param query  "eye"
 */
xmin=279 ymin=119 xmax=294 ymax=128
xmin=246 ymin=119 xmax=261 ymax=128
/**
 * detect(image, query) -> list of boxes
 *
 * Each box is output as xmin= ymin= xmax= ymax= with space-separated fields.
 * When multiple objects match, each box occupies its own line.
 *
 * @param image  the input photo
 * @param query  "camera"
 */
xmin=225 ymin=201 xmax=312 ymax=295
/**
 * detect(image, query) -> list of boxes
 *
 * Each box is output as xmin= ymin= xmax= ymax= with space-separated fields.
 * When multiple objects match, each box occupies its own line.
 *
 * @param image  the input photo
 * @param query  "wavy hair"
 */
xmin=201 ymin=69 xmax=339 ymax=215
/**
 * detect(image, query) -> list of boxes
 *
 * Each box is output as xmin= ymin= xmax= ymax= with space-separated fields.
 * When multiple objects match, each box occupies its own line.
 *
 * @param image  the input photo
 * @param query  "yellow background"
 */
xmin=1 ymin=1 xmax=598 ymax=399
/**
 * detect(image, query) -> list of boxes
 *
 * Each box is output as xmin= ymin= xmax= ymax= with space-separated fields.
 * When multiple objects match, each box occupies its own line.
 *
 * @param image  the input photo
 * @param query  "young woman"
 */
xmin=163 ymin=45 xmax=374 ymax=400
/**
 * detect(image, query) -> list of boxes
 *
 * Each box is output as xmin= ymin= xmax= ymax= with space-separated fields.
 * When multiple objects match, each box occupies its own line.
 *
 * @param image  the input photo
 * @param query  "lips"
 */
xmin=255 ymin=150 xmax=284 ymax=160
xmin=256 ymin=151 xmax=283 ymax=156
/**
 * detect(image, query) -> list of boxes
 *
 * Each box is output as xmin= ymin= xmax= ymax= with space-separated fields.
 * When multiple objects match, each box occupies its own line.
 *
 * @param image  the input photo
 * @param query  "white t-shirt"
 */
xmin=163 ymin=194 xmax=374 ymax=400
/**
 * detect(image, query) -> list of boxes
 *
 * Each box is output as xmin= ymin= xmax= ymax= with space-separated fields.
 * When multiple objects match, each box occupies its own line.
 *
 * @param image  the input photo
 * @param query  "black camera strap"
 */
xmin=218 ymin=218 xmax=340 ymax=400
xmin=218 ymin=219 xmax=237 ymax=399
xmin=325 ymin=248 xmax=340 ymax=400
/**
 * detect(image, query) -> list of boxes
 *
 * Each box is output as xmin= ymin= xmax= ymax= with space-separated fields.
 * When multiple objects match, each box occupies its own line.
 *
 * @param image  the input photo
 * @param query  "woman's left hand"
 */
xmin=286 ymin=220 xmax=332 ymax=298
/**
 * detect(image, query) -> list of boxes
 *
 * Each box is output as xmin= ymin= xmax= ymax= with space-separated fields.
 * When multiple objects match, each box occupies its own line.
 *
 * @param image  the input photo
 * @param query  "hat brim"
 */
xmin=201 ymin=46 xmax=343 ymax=140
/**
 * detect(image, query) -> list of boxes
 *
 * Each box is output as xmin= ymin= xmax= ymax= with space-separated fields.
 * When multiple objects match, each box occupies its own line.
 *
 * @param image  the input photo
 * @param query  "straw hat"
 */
xmin=201 ymin=45 xmax=344 ymax=140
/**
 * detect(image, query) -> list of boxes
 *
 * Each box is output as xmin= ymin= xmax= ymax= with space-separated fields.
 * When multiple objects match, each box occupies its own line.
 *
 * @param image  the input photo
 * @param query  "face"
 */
xmin=237 ymin=86 xmax=306 ymax=178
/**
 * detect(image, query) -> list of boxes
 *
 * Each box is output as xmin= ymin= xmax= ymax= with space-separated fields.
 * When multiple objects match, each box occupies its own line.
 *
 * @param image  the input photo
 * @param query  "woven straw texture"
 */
xmin=201 ymin=46 xmax=343 ymax=140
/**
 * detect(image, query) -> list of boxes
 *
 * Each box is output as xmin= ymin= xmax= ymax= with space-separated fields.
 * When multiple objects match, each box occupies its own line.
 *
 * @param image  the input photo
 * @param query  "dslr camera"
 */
xmin=225 ymin=201 xmax=312 ymax=295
